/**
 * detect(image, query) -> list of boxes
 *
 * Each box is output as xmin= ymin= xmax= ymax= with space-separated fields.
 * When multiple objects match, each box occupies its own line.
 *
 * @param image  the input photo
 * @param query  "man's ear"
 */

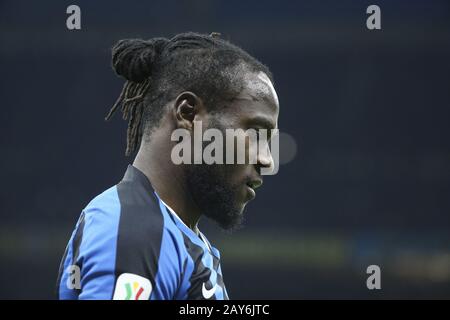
xmin=173 ymin=91 xmax=205 ymax=130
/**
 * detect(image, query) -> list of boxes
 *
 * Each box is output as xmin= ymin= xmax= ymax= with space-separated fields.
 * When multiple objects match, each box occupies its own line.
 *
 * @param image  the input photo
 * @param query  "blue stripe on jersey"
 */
xmin=199 ymin=236 xmax=224 ymax=299
xmin=176 ymin=249 xmax=195 ymax=300
xmin=149 ymin=198 xmax=186 ymax=300
xmin=58 ymin=225 xmax=79 ymax=299
xmin=76 ymin=186 xmax=121 ymax=299
xmin=211 ymin=246 xmax=221 ymax=259
xmin=200 ymin=245 xmax=223 ymax=299
xmin=155 ymin=197 xmax=195 ymax=300
xmin=155 ymin=193 xmax=222 ymax=299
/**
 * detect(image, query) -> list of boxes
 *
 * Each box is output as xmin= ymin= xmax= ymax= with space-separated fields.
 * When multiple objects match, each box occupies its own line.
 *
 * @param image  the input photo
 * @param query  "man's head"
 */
xmin=106 ymin=32 xmax=279 ymax=230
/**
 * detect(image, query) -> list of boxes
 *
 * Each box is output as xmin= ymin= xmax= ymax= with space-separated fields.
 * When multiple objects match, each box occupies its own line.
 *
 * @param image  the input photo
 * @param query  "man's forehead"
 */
xmin=239 ymin=71 xmax=279 ymax=108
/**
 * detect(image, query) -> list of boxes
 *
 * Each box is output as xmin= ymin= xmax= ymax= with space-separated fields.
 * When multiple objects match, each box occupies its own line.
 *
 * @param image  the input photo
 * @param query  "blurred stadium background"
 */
xmin=1 ymin=0 xmax=449 ymax=299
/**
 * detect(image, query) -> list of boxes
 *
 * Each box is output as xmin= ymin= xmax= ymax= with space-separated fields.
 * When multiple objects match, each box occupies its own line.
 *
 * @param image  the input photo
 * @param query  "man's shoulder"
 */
xmin=84 ymin=185 xmax=120 ymax=213
xmin=82 ymin=181 xmax=160 ymax=225
xmin=82 ymin=182 xmax=185 ymax=253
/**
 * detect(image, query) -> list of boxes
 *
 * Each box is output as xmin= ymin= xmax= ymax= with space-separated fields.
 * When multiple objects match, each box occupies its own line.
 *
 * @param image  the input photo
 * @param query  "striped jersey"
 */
xmin=57 ymin=165 xmax=229 ymax=300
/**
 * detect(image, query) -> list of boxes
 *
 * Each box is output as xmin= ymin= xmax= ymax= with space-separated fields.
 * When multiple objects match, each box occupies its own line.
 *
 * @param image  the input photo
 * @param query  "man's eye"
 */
xmin=256 ymin=130 xmax=270 ymax=140
xmin=254 ymin=130 xmax=264 ymax=141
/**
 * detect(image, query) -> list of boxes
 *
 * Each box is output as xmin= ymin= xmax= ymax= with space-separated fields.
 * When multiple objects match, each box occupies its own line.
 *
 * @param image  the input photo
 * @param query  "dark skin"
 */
xmin=133 ymin=71 xmax=279 ymax=232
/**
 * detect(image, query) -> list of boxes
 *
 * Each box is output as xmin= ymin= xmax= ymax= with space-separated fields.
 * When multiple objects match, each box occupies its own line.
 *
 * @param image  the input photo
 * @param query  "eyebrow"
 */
xmin=234 ymin=92 xmax=272 ymax=104
xmin=247 ymin=116 xmax=277 ymax=130
xmin=233 ymin=92 xmax=279 ymax=113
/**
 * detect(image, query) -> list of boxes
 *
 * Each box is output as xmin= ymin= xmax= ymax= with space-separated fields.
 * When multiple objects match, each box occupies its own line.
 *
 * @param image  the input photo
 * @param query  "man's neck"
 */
xmin=132 ymin=143 xmax=202 ymax=231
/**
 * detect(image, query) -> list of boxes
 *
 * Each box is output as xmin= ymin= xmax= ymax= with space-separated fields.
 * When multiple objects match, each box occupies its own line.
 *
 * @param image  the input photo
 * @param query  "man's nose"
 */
xmin=257 ymin=143 xmax=273 ymax=169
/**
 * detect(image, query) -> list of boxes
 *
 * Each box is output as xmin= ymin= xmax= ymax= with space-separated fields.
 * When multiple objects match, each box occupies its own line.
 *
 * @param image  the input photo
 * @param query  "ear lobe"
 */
xmin=174 ymin=92 xmax=202 ymax=129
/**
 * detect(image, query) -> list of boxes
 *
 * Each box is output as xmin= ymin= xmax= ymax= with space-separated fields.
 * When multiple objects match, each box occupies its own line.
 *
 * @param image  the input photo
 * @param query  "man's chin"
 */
xmin=204 ymin=203 xmax=245 ymax=232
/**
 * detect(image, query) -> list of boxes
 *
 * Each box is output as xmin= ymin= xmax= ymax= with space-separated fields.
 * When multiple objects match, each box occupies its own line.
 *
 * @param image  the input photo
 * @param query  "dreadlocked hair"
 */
xmin=105 ymin=32 xmax=273 ymax=156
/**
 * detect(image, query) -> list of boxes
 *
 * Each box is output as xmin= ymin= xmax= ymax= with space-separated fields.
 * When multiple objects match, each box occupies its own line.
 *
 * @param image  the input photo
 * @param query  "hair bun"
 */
xmin=111 ymin=37 xmax=169 ymax=83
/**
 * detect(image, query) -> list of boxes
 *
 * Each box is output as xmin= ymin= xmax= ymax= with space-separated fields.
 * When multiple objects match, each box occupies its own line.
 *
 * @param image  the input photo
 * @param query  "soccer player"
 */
xmin=56 ymin=32 xmax=279 ymax=300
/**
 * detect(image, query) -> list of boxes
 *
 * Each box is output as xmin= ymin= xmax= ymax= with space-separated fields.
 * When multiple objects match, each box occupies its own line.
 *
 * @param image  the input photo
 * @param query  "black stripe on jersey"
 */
xmin=71 ymin=211 xmax=85 ymax=295
xmin=180 ymin=233 xmax=227 ymax=300
xmin=198 ymin=232 xmax=228 ymax=299
xmin=211 ymin=253 xmax=228 ymax=299
xmin=55 ymin=211 xmax=85 ymax=299
xmin=72 ymin=211 xmax=85 ymax=267
xmin=114 ymin=165 xmax=164 ymax=296
xmin=55 ymin=244 xmax=68 ymax=299
xmin=182 ymin=234 xmax=213 ymax=299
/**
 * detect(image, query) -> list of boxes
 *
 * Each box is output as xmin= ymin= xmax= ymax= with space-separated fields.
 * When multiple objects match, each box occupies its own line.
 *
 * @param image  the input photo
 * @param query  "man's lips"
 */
xmin=245 ymin=178 xmax=263 ymax=200
xmin=246 ymin=185 xmax=256 ymax=199
xmin=247 ymin=178 xmax=263 ymax=190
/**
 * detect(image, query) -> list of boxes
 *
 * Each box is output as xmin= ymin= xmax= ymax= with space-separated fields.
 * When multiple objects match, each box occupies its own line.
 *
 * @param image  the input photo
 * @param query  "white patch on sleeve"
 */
xmin=113 ymin=273 xmax=152 ymax=300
